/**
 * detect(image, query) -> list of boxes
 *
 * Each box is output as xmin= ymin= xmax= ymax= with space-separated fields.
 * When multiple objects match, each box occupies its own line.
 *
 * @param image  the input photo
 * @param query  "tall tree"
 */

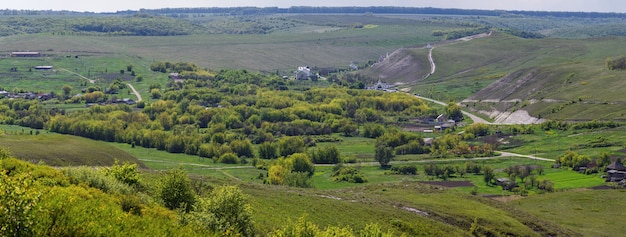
xmin=483 ymin=165 xmax=495 ymax=185
xmin=445 ymin=102 xmax=463 ymax=122
xmin=159 ymin=168 xmax=196 ymax=212
xmin=375 ymin=143 xmax=394 ymax=167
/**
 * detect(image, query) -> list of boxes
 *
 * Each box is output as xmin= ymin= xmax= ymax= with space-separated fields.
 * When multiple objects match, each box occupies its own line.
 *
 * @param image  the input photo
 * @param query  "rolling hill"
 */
xmin=0 ymin=125 xmax=145 ymax=167
xmin=359 ymin=32 xmax=626 ymax=122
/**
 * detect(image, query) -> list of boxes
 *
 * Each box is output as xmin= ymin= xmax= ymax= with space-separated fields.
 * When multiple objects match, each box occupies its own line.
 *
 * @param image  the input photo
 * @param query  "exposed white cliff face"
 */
xmin=484 ymin=110 xmax=545 ymax=125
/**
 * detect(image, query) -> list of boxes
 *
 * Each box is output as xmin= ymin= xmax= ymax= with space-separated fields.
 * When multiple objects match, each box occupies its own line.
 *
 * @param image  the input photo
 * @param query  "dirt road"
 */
xmin=428 ymin=47 xmax=435 ymax=75
xmin=59 ymin=68 xmax=95 ymax=83
xmin=127 ymin=83 xmax=142 ymax=102
xmin=414 ymin=95 xmax=492 ymax=124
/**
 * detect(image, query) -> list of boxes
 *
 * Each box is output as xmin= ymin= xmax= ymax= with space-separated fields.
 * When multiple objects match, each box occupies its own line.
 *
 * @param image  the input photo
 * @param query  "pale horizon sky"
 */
xmin=2 ymin=0 xmax=626 ymax=13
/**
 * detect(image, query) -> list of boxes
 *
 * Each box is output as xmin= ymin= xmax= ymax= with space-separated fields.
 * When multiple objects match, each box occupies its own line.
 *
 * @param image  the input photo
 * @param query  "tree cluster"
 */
xmin=606 ymin=56 xmax=626 ymax=70
xmin=332 ymin=164 xmax=367 ymax=183
xmin=267 ymin=153 xmax=315 ymax=188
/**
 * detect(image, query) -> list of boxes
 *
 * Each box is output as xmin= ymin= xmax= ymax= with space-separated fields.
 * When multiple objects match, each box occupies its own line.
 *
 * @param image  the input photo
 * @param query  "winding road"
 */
xmin=428 ymin=47 xmax=436 ymax=75
xmin=415 ymin=32 xmax=495 ymax=125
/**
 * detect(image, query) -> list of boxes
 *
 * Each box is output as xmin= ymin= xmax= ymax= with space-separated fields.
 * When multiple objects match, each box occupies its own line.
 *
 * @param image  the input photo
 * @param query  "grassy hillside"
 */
xmin=460 ymin=35 xmax=626 ymax=121
xmin=0 ymin=125 xmax=144 ymax=167
xmin=518 ymin=189 xmax=626 ymax=237
xmin=245 ymin=181 xmax=578 ymax=236
xmin=361 ymin=32 xmax=626 ymax=121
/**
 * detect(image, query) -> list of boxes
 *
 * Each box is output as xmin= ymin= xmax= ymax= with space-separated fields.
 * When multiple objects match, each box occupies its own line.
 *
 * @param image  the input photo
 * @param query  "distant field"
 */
xmin=0 ymin=15 xmax=459 ymax=73
xmin=0 ymin=53 xmax=169 ymax=102
xmin=501 ymin=126 xmax=626 ymax=160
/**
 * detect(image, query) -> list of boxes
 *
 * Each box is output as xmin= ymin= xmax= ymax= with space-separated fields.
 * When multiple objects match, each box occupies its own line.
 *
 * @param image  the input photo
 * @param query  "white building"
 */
xmin=296 ymin=66 xmax=311 ymax=80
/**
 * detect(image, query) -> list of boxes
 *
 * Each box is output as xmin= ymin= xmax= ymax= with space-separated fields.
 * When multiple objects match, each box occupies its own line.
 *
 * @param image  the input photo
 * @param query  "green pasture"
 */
xmin=0 ymin=58 xmax=85 ymax=93
xmin=316 ymin=136 xmax=375 ymax=162
xmin=0 ymin=54 xmax=164 ymax=102
xmin=502 ymin=126 xmax=626 ymax=160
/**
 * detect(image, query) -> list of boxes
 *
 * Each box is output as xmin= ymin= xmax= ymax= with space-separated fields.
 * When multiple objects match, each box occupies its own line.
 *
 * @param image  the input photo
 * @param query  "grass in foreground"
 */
xmin=518 ymin=189 xmax=626 ymax=237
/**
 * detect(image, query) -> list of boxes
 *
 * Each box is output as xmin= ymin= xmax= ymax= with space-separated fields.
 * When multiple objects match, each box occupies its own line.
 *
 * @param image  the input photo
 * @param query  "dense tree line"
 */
xmin=70 ymin=14 xmax=199 ymax=36
xmin=135 ymin=7 xmax=626 ymax=19
xmin=432 ymin=26 xmax=491 ymax=40
xmin=4 ymin=7 xmax=626 ymax=19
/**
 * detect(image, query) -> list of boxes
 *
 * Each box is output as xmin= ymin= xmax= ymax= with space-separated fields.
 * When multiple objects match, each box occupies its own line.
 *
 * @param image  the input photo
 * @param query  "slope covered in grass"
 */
xmin=246 ymin=181 xmax=579 ymax=236
xmin=362 ymin=32 xmax=626 ymax=121
xmin=0 ymin=125 xmax=144 ymax=167
xmin=518 ymin=189 xmax=626 ymax=237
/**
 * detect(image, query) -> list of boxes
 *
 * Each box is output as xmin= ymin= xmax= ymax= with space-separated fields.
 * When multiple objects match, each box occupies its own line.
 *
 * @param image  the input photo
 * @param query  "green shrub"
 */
xmin=158 ymin=168 xmax=196 ymax=212
xmin=290 ymin=153 xmax=315 ymax=177
xmin=63 ymin=167 xmax=133 ymax=195
xmin=271 ymin=215 xmax=355 ymax=237
xmin=218 ymin=152 xmax=240 ymax=164
xmin=309 ymin=146 xmax=341 ymax=164
xmin=0 ymin=147 xmax=11 ymax=159
xmin=104 ymin=160 xmax=139 ymax=186
xmin=284 ymin=171 xmax=314 ymax=188
xmin=332 ymin=165 xmax=367 ymax=183
xmin=390 ymin=165 xmax=418 ymax=175
xmin=0 ymin=172 xmax=41 ymax=237
xmin=189 ymin=185 xmax=254 ymax=236
xmin=258 ymin=142 xmax=278 ymax=159
xmin=120 ymin=195 xmax=143 ymax=216
xmin=344 ymin=157 xmax=358 ymax=163
xmin=395 ymin=141 xmax=428 ymax=155
xmin=362 ymin=123 xmax=385 ymax=138
xmin=278 ymin=136 xmax=305 ymax=157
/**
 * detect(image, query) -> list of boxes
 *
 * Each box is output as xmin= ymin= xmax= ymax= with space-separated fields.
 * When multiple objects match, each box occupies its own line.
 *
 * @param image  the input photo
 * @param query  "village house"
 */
xmin=113 ymin=98 xmax=137 ymax=105
xmin=296 ymin=66 xmax=311 ymax=80
xmin=433 ymin=114 xmax=455 ymax=131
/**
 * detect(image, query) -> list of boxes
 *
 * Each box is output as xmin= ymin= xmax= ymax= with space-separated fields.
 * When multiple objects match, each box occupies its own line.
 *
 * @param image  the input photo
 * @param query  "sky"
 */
xmin=2 ymin=0 xmax=625 ymax=13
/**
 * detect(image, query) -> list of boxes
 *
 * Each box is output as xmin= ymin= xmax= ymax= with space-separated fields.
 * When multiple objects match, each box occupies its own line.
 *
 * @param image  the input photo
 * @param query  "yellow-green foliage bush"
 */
xmin=0 ymin=172 xmax=41 ymax=237
xmin=0 ymin=154 xmax=203 ymax=236
xmin=188 ymin=185 xmax=254 ymax=236
xmin=271 ymin=216 xmax=394 ymax=237
xmin=62 ymin=166 xmax=134 ymax=195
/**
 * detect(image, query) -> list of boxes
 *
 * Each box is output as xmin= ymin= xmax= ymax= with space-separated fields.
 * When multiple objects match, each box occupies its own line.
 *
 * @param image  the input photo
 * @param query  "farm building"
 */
xmin=35 ymin=66 xmax=54 ymax=70
xmin=11 ymin=52 xmax=41 ymax=57
xmin=169 ymin=73 xmax=183 ymax=83
xmin=367 ymin=80 xmax=396 ymax=91
xmin=606 ymin=158 xmax=626 ymax=182
xmin=496 ymin=178 xmax=516 ymax=190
